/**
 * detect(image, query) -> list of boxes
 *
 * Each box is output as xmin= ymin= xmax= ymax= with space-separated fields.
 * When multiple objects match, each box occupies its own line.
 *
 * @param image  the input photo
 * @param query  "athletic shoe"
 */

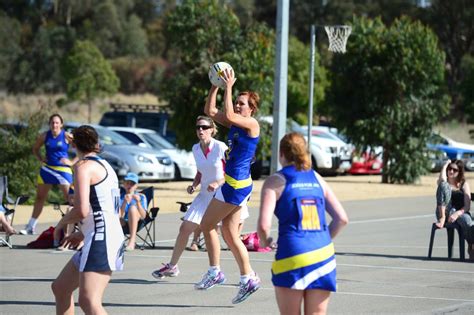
xmin=194 ymin=270 xmax=226 ymax=290
xmin=19 ymin=226 xmax=35 ymax=235
xmin=232 ymin=274 xmax=261 ymax=304
xmin=151 ymin=263 xmax=180 ymax=279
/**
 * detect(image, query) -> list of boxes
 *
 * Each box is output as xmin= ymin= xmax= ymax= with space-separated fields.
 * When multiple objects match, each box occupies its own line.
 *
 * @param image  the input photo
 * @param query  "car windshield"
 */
xmin=142 ymin=132 xmax=175 ymax=150
xmin=96 ymin=127 xmax=133 ymax=145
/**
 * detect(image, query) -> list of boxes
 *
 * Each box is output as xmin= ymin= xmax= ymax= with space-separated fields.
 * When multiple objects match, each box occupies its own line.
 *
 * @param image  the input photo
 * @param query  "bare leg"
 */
xmin=188 ymin=226 xmax=202 ymax=251
xmin=51 ymin=259 xmax=80 ymax=315
xmin=221 ymin=207 xmax=252 ymax=275
xmin=170 ymin=220 xmax=198 ymax=265
xmin=274 ymin=286 xmax=304 ymax=315
xmin=32 ymin=184 xmax=52 ymax=219
xmin=59 ymin=184 xmax=70 ymax=203
xmin=78 ymin=271 xmax=112 ymax=315
xmin=200 ymin=199 xmax=237 ymax=267
xmin=126 ymin=206 xmax=140 ymax=250
xmin=304 ymin=289 xmax=331 ymax=315
xmin=0 ymin=212 xmax=16 ymax=235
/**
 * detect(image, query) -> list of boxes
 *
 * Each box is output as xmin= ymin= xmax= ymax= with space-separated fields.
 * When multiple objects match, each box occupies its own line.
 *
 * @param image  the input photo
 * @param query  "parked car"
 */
xmin=99 ymin=103 xmax=176 ymax=144
xmin=426 ymin=149 xmax=450 ymax=173
xmin=348 ymin=147 xmax=383 ymax=175
xmin=427 ymin=133 xmax=474 ymax=172
xmin=64 ymin=123 xmax=174 ymax=181
xmin=108 ymin=127 xmax=197 ymax=180
xmin=290 ymin=121 xmax=352 ymax=175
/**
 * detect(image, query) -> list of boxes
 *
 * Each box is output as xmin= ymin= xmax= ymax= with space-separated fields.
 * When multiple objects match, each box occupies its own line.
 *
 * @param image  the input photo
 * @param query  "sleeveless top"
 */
xmin=451 ymin=183 xmax=465 ymax=210
xmin=45 ymin=130 xmax=69 ymax=166
xmin=271 ymin=165 xmax=336 ymax=291
xmin=80 ymin=156 xmax=121 ymax=240
xmin=224 ymin=125 xmax=259 ymax=185
xmin=192 ymin=138 xmax=227 ymax=187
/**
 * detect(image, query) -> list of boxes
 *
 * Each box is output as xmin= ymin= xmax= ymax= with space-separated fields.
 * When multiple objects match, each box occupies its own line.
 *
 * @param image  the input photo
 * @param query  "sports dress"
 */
xmin=271 ymin=165 xmax=337 ymax=291
xmin=184 ymin=138 xmax=228 ymax=224
xmin=215 ymin=125 xmax=259 ymax=206
xmin=38 ymin=130 xmax=73 ymax=185
xmin=72 ymin=156 xmax=125 ymax=272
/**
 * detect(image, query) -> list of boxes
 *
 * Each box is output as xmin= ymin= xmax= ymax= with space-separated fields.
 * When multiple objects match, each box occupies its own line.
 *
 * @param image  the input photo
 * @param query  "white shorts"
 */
xmin=183 ymin=190 xmax=215 ymax=225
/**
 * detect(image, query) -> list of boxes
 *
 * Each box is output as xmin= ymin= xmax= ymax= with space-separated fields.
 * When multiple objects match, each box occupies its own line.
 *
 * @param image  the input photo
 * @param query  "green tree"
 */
xmin=0 ymin=14 xmax=22 ymax=89
xmin=327 ymin=16 xmax=449 ymax=184
xmin=287 ymin=35 xmax=328 ymax=123
xmin=120 ymin=14 xmax=149 ymax=57
xmin=422 ymin=0 xmax=474 ymax=119
xmin=0 ymin=107 xmax=50 ymax=199
xmin=159 ymin=0 xmax=275 ymax=152
xmin=62 ymin=40 xmax=119 ymax=122
xmin=460 ymin=55 xmax=474 ymax=123
xmin=7 ymin=25 xmax=76 ymax=93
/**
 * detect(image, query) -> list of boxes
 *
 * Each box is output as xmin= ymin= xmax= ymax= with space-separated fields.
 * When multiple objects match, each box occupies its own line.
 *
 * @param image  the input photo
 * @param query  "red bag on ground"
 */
xmin=27 ymin=226 xmax=56 ymax=249
xmin=240 ymin=232 xmax=272 ymax=252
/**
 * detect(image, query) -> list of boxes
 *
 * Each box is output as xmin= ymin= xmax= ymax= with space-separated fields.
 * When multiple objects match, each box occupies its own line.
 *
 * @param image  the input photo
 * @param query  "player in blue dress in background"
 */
xmin=21 ymin=114 xmax=75 ymax=235
xmin=258 ymin=132 xmax=349 ymax=314
xmin=196 ymin=67 xmax=261 ymax=304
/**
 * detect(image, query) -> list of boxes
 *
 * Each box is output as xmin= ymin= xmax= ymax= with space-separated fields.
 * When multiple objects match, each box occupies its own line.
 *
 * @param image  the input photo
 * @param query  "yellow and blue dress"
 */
xmin=272 ymin=165 xmax=337 ymax=291
xmin=38 ymin=130 xmax=73 ymax=185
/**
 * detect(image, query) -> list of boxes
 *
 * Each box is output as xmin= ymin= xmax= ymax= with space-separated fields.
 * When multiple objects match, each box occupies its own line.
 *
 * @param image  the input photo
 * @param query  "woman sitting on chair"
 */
xmin=120 ymin=172 xmax=147 ymax=251
xmin=435 ymin=159 xmax=473 ymax=260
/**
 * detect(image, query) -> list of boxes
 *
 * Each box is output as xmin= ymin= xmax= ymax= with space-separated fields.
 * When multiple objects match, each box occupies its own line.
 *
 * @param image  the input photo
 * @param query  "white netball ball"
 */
xmin=208 ymin=62 xmax=233 ymax=89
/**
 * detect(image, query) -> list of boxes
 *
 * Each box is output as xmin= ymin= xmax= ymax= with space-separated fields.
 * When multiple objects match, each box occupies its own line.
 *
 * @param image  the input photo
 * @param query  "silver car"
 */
xmin=64 ymin=123 xmax=174 ymax=181
xmin=108 ymin=127 xmax=197 ymax=180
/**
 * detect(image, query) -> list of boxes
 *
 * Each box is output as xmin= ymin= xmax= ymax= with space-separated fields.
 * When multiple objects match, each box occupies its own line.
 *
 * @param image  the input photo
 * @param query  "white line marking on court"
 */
xmin=349 ymin=214 xmax=432 ymax=224
xmin=337 ymin=263 xmax=474 ymax=274
xmin=336 ymin=291 xmax=474 ymax=302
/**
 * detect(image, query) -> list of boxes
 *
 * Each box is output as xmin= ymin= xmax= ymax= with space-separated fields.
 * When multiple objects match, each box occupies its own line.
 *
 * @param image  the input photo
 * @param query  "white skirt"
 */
xmin=183 ymin=190 xmax=215 ymax=224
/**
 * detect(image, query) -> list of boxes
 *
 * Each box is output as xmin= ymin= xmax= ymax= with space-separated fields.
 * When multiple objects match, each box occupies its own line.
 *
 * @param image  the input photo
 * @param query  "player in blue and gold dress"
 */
xmin=196 ymin=67 xmax=261 ymax=304
xmin=21 ymin=114 xmax=75 ymax=235
xmin=258 ymin=132 xmax=349 ymax=314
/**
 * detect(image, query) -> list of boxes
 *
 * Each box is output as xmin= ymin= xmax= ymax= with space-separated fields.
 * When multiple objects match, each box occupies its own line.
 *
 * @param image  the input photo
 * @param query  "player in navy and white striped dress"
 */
xmin=52 ymin=125 xmax=124 ymax=315
xmin=258 ymin=132 xmax=349 ymax=314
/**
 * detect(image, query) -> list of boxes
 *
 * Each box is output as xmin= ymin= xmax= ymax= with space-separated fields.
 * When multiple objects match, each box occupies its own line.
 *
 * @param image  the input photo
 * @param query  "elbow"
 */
xmin=338 ymin=215 xmax=349 ymax=227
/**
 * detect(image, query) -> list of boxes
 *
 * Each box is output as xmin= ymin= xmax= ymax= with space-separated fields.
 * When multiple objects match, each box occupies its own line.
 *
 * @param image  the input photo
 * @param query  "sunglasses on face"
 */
xmin=196 ymin=125 xmax=212 ymax=131
xmin=447 ymin=166 xmax=459 ymax=173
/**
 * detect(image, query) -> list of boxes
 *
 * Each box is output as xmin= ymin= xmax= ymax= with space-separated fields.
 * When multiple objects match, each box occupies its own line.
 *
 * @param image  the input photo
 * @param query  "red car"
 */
xmin=347 ymin=149 xmax=382 ymax=175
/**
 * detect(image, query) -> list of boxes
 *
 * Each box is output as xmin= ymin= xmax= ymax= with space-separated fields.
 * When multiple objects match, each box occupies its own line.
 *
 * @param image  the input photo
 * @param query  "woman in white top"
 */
xmin=152 ymin=116 xmax=228 ymax=279
xmin=52 ymin=125 xmax=124 ymax=315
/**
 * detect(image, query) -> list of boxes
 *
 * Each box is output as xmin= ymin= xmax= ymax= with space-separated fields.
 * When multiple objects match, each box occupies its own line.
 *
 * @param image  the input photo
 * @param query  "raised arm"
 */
xmin=222 ymin=69 xmax=259 ymax=137
xmin=317 ymin=173 xmax=349 ymax=239
xmin=205 ymin=83 xmax=230 ymax=128
xmin=437 ymin=160 xmax=450 ymax=185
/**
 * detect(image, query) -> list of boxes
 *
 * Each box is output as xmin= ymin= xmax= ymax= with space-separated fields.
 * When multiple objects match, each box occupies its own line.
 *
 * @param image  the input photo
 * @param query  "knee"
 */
xmin=51 ymin=279 xmax=65 ymax=297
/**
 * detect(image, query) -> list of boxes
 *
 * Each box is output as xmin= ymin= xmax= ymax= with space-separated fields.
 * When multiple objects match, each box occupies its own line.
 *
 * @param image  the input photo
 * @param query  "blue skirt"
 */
xmin=37 ymin=164 xmax=73 ymax=185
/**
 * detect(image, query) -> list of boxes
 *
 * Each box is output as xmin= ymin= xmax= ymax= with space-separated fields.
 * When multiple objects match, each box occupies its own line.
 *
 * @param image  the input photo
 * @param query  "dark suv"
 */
xmin=99 ymin=103 xmax=176 ymax=143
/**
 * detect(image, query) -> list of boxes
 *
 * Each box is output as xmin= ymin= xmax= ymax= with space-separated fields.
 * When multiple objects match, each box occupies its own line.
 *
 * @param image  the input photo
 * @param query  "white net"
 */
xmin=324 ymin=25 xmax=352 ymax=53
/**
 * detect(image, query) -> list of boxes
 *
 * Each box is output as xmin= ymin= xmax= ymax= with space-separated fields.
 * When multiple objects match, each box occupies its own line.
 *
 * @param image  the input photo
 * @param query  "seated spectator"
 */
xmin=120 ymin=172 xmax=147 ymax=251
xmin=0 ymin=207 xmax=16 ymax=235
xmin=435 ymin=159 xmax=473 ymax=260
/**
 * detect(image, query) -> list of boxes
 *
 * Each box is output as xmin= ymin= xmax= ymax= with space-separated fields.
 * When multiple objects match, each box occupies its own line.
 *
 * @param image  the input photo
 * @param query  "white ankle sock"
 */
xmin=28 ymin=218 xmax=38 ymax=229
xmin=208 ymin=266 xmax=220 ymax=276
xmin=240 ymin=274 xmax=250 ymax=284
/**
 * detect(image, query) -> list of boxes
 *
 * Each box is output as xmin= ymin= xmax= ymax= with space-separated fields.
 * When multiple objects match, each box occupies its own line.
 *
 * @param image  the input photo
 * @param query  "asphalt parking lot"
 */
xmin=1 ymin=195 xmax=473 ymax=314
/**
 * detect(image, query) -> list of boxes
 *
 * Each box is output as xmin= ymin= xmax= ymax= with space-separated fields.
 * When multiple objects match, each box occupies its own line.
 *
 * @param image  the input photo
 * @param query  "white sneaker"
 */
xmin=19 ymin=226 xmax=35 ymax=235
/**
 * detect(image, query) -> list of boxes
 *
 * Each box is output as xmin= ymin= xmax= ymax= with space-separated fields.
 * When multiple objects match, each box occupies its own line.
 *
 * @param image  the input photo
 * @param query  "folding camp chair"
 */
xmin=123 ymin=186 xmax=160 ymax=249
xmin=0 ymin=176 xmax=29 ymax=248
